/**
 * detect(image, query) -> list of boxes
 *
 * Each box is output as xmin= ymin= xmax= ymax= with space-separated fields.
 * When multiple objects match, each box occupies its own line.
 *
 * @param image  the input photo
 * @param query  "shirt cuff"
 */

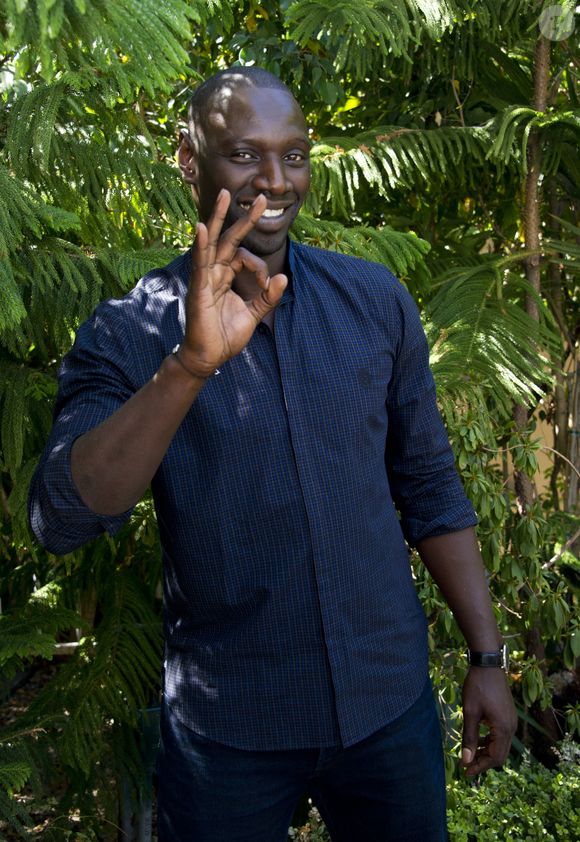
xmin=29 ymin=434 xmax=134 ymax=554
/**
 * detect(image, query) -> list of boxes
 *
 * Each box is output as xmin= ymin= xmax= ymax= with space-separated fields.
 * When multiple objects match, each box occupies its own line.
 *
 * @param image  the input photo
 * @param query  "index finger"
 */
xmin=214 ymin=194 xmax=268 ymax=265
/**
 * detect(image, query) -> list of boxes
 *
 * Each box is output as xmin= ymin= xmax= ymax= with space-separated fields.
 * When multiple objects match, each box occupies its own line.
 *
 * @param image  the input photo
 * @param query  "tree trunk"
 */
xmin=523 ymin=35 xmax=550 ymax=304
xmin=547 ymin=190 xmax=567 ymax=511
xmin=567 ymin=360 xmax=580 ymax=513
xmin=566 ymin=203 xmax=580 ymax=514
xmin=515 ymin=34 xmax=560 ymax=754
xmin=512 ymin=35 xmax=551 ymax=512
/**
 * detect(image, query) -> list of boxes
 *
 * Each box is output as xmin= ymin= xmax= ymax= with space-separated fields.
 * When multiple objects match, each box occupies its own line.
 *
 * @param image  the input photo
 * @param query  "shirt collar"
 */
xmin=280 ymin=238 xmax=296 ymax=304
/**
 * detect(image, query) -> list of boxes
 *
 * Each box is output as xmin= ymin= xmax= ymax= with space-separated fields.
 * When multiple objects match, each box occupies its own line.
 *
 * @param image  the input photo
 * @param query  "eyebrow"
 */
xmin=225 ymin=135 xmax=311 ymax=148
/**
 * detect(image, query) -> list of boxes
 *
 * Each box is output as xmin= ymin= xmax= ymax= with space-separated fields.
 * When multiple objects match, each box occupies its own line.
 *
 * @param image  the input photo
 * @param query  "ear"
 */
xmin=178 ymin=129 xmax=198 ymax=187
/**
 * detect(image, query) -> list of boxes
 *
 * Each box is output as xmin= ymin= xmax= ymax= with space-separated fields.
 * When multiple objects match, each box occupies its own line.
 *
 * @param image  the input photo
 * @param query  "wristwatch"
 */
xmin=467 ymin=643 xmax=509 ymax=673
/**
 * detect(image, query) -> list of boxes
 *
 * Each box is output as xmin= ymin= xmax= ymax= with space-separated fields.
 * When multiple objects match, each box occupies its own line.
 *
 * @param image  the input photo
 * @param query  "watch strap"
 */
xmin=467 ymin=644 xmax=508 ymax=672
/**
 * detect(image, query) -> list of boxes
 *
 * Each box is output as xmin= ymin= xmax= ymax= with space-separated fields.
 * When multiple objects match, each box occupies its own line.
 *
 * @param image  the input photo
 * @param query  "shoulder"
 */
xmin=290 ymin=239 xmax=396 ymax=281
xmin=82 ymin=250 xmax=190 ymax=336
xmin=290 ymin=239 xmax=418 ymax=317
xmin=100 ymin=250 xmax=189 ymax=318
xmin=69 ymin=251 xmax=190 ymax=380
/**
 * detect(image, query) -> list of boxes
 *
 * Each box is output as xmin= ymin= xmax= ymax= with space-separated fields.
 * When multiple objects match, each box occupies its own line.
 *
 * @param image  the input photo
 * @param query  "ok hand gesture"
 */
xmin=176 ymin=189 xmax=287 ymax=378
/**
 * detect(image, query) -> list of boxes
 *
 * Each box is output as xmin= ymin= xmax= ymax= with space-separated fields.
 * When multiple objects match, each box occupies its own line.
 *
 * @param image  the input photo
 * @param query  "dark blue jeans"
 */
xmin=156 ymin=678 xmax=447 ymax=841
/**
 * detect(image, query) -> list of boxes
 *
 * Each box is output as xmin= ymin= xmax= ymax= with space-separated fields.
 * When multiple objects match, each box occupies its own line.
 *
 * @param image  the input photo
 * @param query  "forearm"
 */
xmin=416 ymin=526 xmax=502 ymax=651
xmin=71 ymin=352 xmax=206 ymax=515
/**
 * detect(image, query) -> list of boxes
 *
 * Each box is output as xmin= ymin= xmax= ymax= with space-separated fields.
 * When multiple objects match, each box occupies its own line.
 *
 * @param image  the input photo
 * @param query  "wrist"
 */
xmin=161 ymin=352 xmax=209 ymax=394
xmin=170 ymin=344 xmax=220 ymax=381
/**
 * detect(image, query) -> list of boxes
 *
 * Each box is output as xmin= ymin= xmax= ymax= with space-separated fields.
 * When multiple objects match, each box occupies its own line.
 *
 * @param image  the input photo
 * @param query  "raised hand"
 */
xmin=176 ymin=189 xmax=288 ymax=378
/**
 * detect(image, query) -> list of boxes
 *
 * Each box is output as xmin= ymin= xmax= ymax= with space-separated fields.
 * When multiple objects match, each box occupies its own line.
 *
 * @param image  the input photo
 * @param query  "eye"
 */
xmin=231 ymin=150 xmax=255 ymax=160
xmin=285 ymin=152 xmax=307 ymax=163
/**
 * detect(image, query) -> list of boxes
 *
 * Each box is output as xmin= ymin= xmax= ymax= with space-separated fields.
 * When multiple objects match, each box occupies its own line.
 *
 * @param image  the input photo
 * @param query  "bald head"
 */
xmin=188 ymin=67 xmax=293 ymax=123
xmin=186 ymin=67 xmax=300 ymax=155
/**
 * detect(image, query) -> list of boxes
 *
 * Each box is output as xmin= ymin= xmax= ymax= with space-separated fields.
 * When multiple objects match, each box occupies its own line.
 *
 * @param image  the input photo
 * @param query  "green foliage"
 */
xmin=17 ymin=569 xmax=161 ymax=775
xmin=0 ymin=583 xmax=80 ymax=677
xmin=447 ymin=746 xmax=580 ymax=841
xmin=426 ymin=256 xmax=559 ymax=412
xmin=0 ymin=511 xmax=163 ymax=836
xmin=0 ymin=719 xmax=47 ymax=837
xmin=286 ymin=0 xmax=421 ymax=75
xmin=309 ymin=126 xmax=491 ymax=216
xmin=2 ymin=0 xmax=203 ymax=92
xmin=293 ymin=212 xmax=431 ymax=279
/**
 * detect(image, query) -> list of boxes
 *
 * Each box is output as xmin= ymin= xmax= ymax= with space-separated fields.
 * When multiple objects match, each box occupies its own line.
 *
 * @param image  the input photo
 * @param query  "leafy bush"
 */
xmin=447 ymin=745 xmax=580 ymax=842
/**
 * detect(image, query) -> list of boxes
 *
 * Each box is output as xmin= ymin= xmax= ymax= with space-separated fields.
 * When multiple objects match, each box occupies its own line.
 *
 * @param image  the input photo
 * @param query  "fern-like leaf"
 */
xmin=426 ymin=255 xmax=560 ymax=413
xmin=292 ymin=212 xmax=431 ymax=281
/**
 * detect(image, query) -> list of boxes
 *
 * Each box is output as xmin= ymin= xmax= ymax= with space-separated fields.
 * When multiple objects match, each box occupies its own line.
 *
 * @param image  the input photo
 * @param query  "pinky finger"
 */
xmin=195 ymin=221 xmax=208 ymax=252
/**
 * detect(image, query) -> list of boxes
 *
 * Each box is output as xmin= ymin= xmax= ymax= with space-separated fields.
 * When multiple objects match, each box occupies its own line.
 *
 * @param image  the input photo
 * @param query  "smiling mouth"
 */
xmin=239 ymin=202 xmax=286 ymax=218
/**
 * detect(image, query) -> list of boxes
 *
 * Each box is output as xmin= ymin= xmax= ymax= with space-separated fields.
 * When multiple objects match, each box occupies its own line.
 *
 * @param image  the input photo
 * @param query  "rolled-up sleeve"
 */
xmin=385 ymin=287 xmax=477 ymax=546
xmin=28 ymin=303 xmax=138 ymax=554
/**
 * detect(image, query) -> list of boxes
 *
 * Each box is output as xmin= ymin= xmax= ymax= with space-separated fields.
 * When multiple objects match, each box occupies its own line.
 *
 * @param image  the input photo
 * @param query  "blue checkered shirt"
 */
xmin=29 ymin=239 xmax=476 ymax=750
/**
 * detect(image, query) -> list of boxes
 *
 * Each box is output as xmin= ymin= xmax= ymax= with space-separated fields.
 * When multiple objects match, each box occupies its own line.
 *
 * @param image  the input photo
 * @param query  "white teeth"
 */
xmin=238 ymin=203 xmax=286 ymax=218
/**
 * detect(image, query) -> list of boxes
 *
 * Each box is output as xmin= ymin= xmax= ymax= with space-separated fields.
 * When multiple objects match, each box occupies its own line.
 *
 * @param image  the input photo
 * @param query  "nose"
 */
xmin=252 ymin=155 xmax=290 ymax=195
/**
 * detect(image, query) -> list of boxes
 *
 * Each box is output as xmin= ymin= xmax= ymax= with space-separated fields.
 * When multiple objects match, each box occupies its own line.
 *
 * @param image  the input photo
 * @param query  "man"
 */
xmin=29 ymin=67 xmax=516 ymax=841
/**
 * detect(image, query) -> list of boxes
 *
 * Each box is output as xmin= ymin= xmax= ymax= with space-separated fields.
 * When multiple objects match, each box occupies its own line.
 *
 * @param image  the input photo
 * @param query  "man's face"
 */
xmin=181 ymin=84 xmax=310 ymax=258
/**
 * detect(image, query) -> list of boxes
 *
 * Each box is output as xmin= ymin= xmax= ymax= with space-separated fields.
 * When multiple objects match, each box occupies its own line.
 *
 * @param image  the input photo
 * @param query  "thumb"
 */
xmin=461 ymin=711 xmax=479 ymax=766
xmin=461 ymin=746 xmax=474 ymax=765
